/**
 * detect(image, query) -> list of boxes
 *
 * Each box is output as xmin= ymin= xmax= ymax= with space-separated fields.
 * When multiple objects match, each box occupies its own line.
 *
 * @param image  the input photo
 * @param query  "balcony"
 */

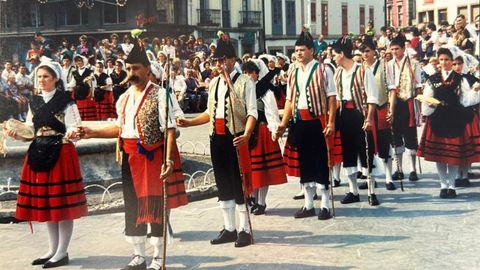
xmin=238 ymin=11 xmax=262 ymax=28
xmin=222 ymin=10 xmax=231 ymax=28
xmin=197 ymin=9 xmax=221 ymax=27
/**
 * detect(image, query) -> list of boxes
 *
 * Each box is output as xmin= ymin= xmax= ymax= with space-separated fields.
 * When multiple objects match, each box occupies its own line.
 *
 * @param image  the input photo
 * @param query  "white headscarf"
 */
xmin=249 ymin=59 xmax=269 ymax=81
xmin=36 ymin=59 xmax=66 ymax=91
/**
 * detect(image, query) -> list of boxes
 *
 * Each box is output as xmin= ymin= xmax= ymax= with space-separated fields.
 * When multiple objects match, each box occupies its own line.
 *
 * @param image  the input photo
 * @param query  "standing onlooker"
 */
xmin=121 ymin=34 xmax=134 ymax=56
xmin=33 ymin=32 xmax=54 ymax=58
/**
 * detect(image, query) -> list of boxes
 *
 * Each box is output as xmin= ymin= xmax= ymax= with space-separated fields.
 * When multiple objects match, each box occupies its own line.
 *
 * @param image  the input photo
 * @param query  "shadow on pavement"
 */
xmin=185 ymin=263 xmax=353 ymax=270
xmin=335 ymin=206 xmax=474 ymax=218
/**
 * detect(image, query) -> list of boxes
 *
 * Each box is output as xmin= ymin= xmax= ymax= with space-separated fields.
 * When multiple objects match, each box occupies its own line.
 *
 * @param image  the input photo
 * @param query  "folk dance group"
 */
xmin=6 ymin=26 xmax=480 ymax=270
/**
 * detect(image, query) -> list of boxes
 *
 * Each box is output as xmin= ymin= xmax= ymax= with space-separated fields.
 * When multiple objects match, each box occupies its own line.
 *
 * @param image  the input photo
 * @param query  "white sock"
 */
xmin=219 ymin=200 xmax=236 ymax=232
xmin=362 ymin=167 xmax=368 ymax=176
xmin=436 ymin=162 xmax=448 ymax=189
xmin=251 ymin=189 xmax=259 ymax=203
xmin=236 ymin=204 xmax=250 ymax=233
xmin=304 ymin=185 xmax=316 ymax=210
xmin=447 ymin=164 xmax=459 ymax=189
xmin=384 ymin=159 xmax=393 ymax=183
xmin=257 ymin=186 xmax=269 ymax=206
xmin=319 ymin=184 xmax=330 ymax=209
xmin=149 ymin=256 xmax=163 ymax=270
xmin=49 ymin=220 xmax=73 ymax=262
xmin=149 ymin=237 xmax=164 ymax=270
xmin=368 ymin=176 xmax=376 ymax=194
xmin=459 ymin=163 xmax=470 ymax=179
xmin=347 ymin=173 xmax=359 ymax=195
xmin=333 ymin=163 xmax=341 ymax=180
xmin=396 ymin=153 xmax=403 ymax=172
xmin=409 ymin=154 xmax=417 ymax=172
xmin=42 ymin=222 xmax=59 ymax=259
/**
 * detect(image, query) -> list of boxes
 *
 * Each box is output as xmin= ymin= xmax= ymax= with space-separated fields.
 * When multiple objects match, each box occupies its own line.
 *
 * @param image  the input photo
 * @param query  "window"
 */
xmin=437 ymin=9 xmax=447 ymax=25
xmin=359 ymin=6 xmax=365 ymax=34
xmin=321 ymin=2 xmax=328 ymax=35
xmin=341 ymin=3 xmax=348 ymax=34
xmin=418 ymin=12 xmax=428 ymax=23
xmin=397 ymin=4 xmax=403 ymax=27
xmin=103 ymin=4 xmax=126 ymax=24
xmin=20 ymin=2 xmax=44 ymax=27
xmin=457 ymin=6 xmax=468 ymax=19
xmin=311 ymin=2 xmax=316 ymax=23
xmin=57 ymin=1 xmax=88 ymax=26
xmin=242 ymin=0 xmax=249 ymax=11
xmin=272 ymin=0 xmax=283 ymax=35
xmin=472 ymin=5 xmax=480 ymax=22
xmin=369 ymin=7 xmax=374 ymax=25
xmin=286 ymin=1 xmax=296 ymax=35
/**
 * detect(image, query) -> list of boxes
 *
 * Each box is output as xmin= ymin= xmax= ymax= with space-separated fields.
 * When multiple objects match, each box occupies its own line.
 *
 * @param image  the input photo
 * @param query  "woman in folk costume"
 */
xmin=386 ymin=34 xmax=423 ymax=182
xmin=79 ymin=31 xmax=188 ymax=270
xmin=8 ymin=62 xmax=87 ymax=268
xmin=111 ymin=59 xmax=128 ymax=103
xmin=452 ymin=55 xmax=480 ymax=187
xmin=417 ymin=48 xmax=480 ymax=198
xmin=93 ymin=61 xmax=116 ymax=120
xmin=359 ymin=37 xmax=397 ymax=191
xmin=69 ymin=55 xmax=97 ymax=120
xmin=332 ymin=36 xmax=380 ymax=206
xmin=275 ymin=26 xmax=337 ymax=220
xmin=242 ymin=60 xmax=287 ymax=216
xmin=177 ymin=31 xmax=257 ymax=247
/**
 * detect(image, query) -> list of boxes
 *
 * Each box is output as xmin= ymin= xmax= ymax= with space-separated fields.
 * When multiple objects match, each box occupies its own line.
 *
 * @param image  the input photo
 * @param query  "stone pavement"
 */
xmin=2 ymin=161 xmax=480 ymax=270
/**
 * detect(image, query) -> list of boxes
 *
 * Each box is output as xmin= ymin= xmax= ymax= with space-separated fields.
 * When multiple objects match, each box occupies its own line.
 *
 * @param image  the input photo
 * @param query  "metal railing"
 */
xmin=197 ymin=9 xmax=221 ymax=26
xmin=238 ymin=10 xmax=262 ymax=27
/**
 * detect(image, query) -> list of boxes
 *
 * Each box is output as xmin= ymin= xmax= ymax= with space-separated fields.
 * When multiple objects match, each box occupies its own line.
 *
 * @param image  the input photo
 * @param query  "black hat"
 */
xmin=332 ymin=36 xmax=353 ymax=58
xmin=295 ymin=25 xmax=314 ymax=49
xmin=125 ymin=30 xmax=150 ymax=66
xmin=214 ymin=31 xmax=236 ymax=59
xmin=390 ymin=34 xmax=407 ymax=48
xmin=359 ymin=36 xmax=376 ymax=52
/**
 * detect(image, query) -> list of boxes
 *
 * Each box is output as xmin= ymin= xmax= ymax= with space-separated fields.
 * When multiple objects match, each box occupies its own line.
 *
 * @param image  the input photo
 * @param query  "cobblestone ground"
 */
xmin=1 ymin=122 xmax=480 ymax=269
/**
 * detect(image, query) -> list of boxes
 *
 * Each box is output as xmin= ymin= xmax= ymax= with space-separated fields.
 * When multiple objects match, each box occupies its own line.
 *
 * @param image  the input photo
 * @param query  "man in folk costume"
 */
xmin=177 ymin=31 xmax=257 ymax=247
xmin=79 ymin=32 xmax=188 ymax=270
xmin=242 ymin=60 xmax=287 ymax=215
xmin=386 ymin=34 xmax=423 ymax=182
xmin=276 ymin=26 xmax=337 ymax=220
xmin=359 ymin=37 xmax=397 ymax=191
xmin=417 ymin=48 xmax=480 ymax=198
xmin=332 ymin=36 xmax=380 ymax=206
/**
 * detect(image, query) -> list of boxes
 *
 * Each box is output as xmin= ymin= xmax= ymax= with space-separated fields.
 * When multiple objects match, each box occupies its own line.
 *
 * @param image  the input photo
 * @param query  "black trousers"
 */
xmin=393 ymin=99 xmax=418 ymax=150
xmin=122 ymin=152 xmax=163 ymax=237
xmin=338 ymin=108 xmax=375 ymax=172
xmin=210 ymin=133 xmax=245 ymax=204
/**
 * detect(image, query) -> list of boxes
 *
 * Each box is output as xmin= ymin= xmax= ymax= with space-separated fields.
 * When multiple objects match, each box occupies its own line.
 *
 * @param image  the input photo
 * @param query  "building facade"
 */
xmin=416 ymin=0 xmax=479 ymax=25
xmin=264 ymin=0 xmax=385 ymax=56
xmin=385 ymin=0 xmax=416 ymax=28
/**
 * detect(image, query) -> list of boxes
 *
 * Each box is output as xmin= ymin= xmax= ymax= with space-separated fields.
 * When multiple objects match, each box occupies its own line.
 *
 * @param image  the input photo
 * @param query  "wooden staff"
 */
xmin=324 ymin=128 xmax=336 ymax=217
xmin=364 ymin=131 xmax=375 ymax=203
xmin=222 ymin=66 xmax=254 ymax=244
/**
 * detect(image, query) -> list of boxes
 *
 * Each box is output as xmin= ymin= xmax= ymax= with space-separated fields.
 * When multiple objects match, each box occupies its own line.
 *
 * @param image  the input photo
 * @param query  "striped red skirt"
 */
xmin=16 ymin=143 xmax=88 ymax=222
xmin=250 ymin=124 xmax=287 ymax=189
xmin=417 ymin=116 xmax=480 ymax=165
xmin=96 ymin=91 xmax=117 ymax=119
xmin=76 ymin=98 xmax=97 ymax=121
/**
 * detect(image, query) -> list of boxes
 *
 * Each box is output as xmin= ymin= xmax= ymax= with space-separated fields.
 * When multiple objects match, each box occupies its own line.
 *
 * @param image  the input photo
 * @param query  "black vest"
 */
xmin=72 ymin=68 xmax=93 ymax=100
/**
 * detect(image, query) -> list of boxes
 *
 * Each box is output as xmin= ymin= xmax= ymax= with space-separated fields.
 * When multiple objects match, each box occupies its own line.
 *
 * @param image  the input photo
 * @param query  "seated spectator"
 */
xmin=15 ymin=64 xmax=34 ymax=99
xmin=1 ymin=61 xmax=15 ymax=82
xmin=4 ymin=75 xmax=28 ymax=121
xmin=171 ymin=68 xmax=187 ymax=111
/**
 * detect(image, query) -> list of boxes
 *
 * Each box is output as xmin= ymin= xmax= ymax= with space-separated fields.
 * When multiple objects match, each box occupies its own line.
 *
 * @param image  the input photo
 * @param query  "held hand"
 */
xmin=274 ymin=124 xmax=286 ymax=141
xmin=323 ymin=123 xmax=335 ymax=137
xmin=362 ymin=119 xmax=372 ymax=131
xmin=473 ymin=82 xmax=480 ymax=92
xmin=66 ymin=130 xmax=79 ymax=140
xmin=233 ymin=133 xmax=250 ymax=146
xmin=386 ymin=111 xmax=394 ymax=125
xmin=76 ymin=126 xmax=95 ymax=139
xmin=176 ymin=117 xmax=190 ymax=127
xmin=160 ymin=162 xmax=173 ymax=180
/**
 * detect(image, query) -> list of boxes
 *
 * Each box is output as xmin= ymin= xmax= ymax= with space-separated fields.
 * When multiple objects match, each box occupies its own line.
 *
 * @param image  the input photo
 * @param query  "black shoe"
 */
xmin=385 ymin=182 xmax=397 ymax=191
xmin=409 ymin=171 xmax=419 ymax=181
xmin=447 ymin=189 xmax=457 ymax=198
xmin=146 ymin=257 xmax=162 ymax=270
xmin=210 ymin=229 xmax=237 ymax=245
xmin=313 ymin=193 xmax=319 ymax=200
xmin=340 ymin=192 xmax=360 ymax=204
xmin=234 ymin=231 xmax=252 ymax=247
xmin=42 ymin=254 xmax=69 ymax=269
xmin=317 ymin=208 xmax=332 ymax=220
xmin=250 ymin=203 xmax=259 ymax=214
xmin=294 ymin=207 xmax=316 ymax=218
xmin=455 ymin=178 xmax=471 ymax=187
xmin=247 ymin=196 xmax=256 ymax=207
xmin=356 ymin=171 xmax=362 ymax=178
xmin=368 ymin=193 xmax=380 ymax=206
xmin=467 ymin=172 xmax=476 ymax=179
xmin=293 ymin=194 xmax=305 ymax=200
xmin=358 ymin=180 xmax=377 ymax=190
xmin=32 ymin=257 xmax=52 ymax=266
xmin=333 ymin=179 xmax=341 ymax=187
xmin=252 ymin=204 xmax=266 ymax=215
xmin=120 ymin=256 xmax=146 ymax=270
xmin=357 ymin=173 xmax=368 ymax=180
xmin=439 ymin=189 xmax=448 ymax=198
xmin=392 ymin=171 xmax=404 ymax=180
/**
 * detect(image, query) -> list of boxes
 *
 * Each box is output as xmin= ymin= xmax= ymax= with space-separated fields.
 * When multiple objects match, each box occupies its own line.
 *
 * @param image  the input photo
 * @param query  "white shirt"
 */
xmin=15 ymin=73 xmax=33 ymax=87
xmin=121 ymin=43 xmax=134 ymax=56
xmin=422 ymin=70 xmax=480 ymax=116
xmin=115 ymin=81 xmax=176 ymax=139
xmin=286 ymin=59 xmax=336 ymax=110
xmin=206 ymin=70 xmax=257 ymax=120
xmin=261 ymin=90 xmax=281 ymax=133
xmin=336 ymin=62 xmax=379 ymax=104
xmin=25 ymin=89 xmax=82 ymax=139
xmin=387 ymin=55 xmax=423 ymax=90
xmin=1 ymin=69 xmax=15 ymax=81
xmin=162 ymin=45 xmax=176 ymax=60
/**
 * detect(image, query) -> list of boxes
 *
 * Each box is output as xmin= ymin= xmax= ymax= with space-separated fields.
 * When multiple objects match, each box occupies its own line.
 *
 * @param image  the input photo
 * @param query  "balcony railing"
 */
xmin=197 ymin=9 xmax=221 ymax=26
xmin=238 ymin=11 xmax=262 ymax=27
xmin=222 ymin=10 xmax=231 ymax=28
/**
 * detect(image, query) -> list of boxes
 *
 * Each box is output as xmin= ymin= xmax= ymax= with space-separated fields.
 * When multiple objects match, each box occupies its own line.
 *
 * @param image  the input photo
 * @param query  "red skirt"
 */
xmin=250 ymin=124 xmax=287 ymax=189
xmin=96 ymin=91 xmax=117 ymax=119
xmin=417 ymin=117 xmax=480 ymax=165
xmin=76 ymin=99 xmax=97 ymax=121
xmin=16 ymin=143 xmax=88 ymax=222
xmin=123 ymin=139 xmax=188 ymax=224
